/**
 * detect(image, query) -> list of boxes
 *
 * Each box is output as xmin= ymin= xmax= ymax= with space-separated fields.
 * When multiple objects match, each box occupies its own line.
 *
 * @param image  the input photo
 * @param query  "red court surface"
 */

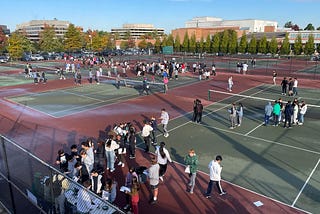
xmin=1 ymin=71 xmax=318 ymax=214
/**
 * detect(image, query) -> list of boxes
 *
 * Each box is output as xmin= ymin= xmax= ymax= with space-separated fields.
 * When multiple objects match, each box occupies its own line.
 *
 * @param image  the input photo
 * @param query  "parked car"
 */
xmin=31 ymin=54 xmax=44 ymax=61
xmin=0 ymin=56 xmax=8 ymax=63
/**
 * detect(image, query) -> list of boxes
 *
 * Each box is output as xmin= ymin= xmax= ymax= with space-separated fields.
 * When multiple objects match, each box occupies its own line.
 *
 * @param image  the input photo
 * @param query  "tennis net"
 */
xmin=100 ymin=75 xmax=165 ymax=93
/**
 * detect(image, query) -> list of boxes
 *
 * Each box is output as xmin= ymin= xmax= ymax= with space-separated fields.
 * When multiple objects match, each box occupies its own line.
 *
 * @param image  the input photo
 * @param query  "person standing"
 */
xmin=298 ymin=101 xmax=307 ymax=125
xmin=281 ymin=77 xmax=288 ymax=95
xmin=77 ymin=180 xmax=97 ymax=213
xmin=293 ymin=77 xmax=298 ymax=96
xmin=105 ymin=138 xmax=119 ymax=172
xmin=192 ymin=99 xmax=199 ymax=122
xmin=272 ymin=70 xmax=277 ymax=85
xmin=228 ymin=103 xmax=237 ymax=129
xmin=184 ymin=149 xmax=198 ymax=194
xmin=205 ymin=155 xmax=226 ymax=198
xmin=128 ymin=125 xmax=137 ymax=159
xmin=148 ymin=157 xmax=160 ymax=204
xmin=264 ymin=102 xmax=273 ymax=126
xmin=288 ymin=77 xmax=294 ymax=96
xmin=89 ymin=69 xmax=93 ymax=84
xmin=155 ymin=142 xmax=173 ymax=181
xmin=283 ymin=101 xmax=293 ymax=128
xmin=141 ymin=120 xmax=153 ymax=153
xmin=273 ymin=100 xmax=281 ymax=126
xmin=196 ymin=100 xmax=204 ymax=123
xmin=227 ymin=76 xmax=233 ymax=92
xmin=236 ymin=103 xmax=243 ymax=126
xmin=150 ymin=116 xmax=158 ymax=145
xmin=211 ymin=63 xmax=216 ymax=76
xmin=159 ymin=108 xmax=169 ymax=137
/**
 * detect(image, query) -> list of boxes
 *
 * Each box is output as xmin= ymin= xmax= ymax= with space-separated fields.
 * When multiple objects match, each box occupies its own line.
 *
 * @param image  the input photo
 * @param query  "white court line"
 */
xmin=244 ymin=122 xmax=265 ymax=136
xmin=291 ymin=158 xmax=320 ymax=207
xmin=61 ymin=90 xmax=104 ymax=102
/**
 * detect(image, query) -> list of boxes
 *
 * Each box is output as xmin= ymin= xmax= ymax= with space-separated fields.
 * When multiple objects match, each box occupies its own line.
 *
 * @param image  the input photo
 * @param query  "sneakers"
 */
xmin=220 ymin=191 xmax=227 ymax=196
xmin=123 ymin=204 xmax=130 ymax=210
xmin=110 ymin=169 xmax=115 ymax=173
xmin=121 ymin=163 xmax=125 ymax=168
xmin=164 ymin=133 xmax=169 ymax=138
xmin=118 ymin=161 xmax=123 ymax=166
xmin=205 ymin=195 xmax=211 ymax=199
xmin=129 ymin=156 xmax=135 ymax=159
xmin=159 ymin=176 xmax=163 ymax=181
xmin=150 ymin=200 xmax=157 ymax=205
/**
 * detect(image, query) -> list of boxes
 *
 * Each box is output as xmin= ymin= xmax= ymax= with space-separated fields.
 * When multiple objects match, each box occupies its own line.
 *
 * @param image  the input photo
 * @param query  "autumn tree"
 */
xmin=154 ymin=37 xmax=161 ymax=53
xmin=0 ymin=29 xmax=8 ymax=53
xmin=7 ymin=32 xmax=32 ymax=59
xmin=138 ymin=39 xmax=147 ymax=49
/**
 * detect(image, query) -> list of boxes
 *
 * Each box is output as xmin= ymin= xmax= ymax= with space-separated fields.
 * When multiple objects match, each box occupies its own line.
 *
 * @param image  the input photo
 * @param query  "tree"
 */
xmin=304 ymin=23 xmax=315 ymax=31
xmin=293 ymin=34 xmax=303 ymax=55
xmin=248 ymin=35 xmax=257 ymax=54
xmin=317 ymin=27 xmax=320 ymax=30
xmin=182 ymin=32 xmax=189 ymax=52
xmin=280 ymin=33 xmax=290 ymax=55
xmin=291 ymin=24 xmax=300 ymax=31
xmin=120 ymin=40 xmax=128 ymax=49
xmin=154 ymin=37 xmax=161 ymax=53
xmin=258 ymin=34 xmax=267 ymax=54
xmin=204 ymin=34 xmax=211 ymax=53
xmin=7 ymin=32 xmax=32 ymax=59
xmin=0 ymin=29 xmax=8 ymax=53
xmin=138 ymin=39 xmax=147 ymax=49
xmin=64 ymin=24 xmax=83 ymax=52
xmin=220 ymin=30 xmax=229 ymax=53
xmin=127 ymin=37 xmax=136 ymax=49
xmin=304 ymin=34 xmax=315 ymax=55
xmin=211 ymin=33 xmax=220 ymax=53
xmin=174 ymin=34 xmax=181 ymax=52
xmin=228 ymin=30 xmax=238 ymax=54
xmin=189 ymin=34 xmax=196 ymax=53
xmin=284 ymin=21 xmax=293 ymax=28
xmin=39 ymin=25 xmax=63 ymax=52
xmin=198 ymin=36 xmax=204 ymax=53
xmin=238 ymin=32 xmax=247 ymax=53
xmin=269 ymin=36 xmax=278 ymax=54
xmin=165 ymin=34 xmax=174 ymax=47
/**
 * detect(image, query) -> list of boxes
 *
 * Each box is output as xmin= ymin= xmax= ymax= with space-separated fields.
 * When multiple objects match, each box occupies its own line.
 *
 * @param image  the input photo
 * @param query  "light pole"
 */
xmin=88 ymin=35 xmax=92 ymax=50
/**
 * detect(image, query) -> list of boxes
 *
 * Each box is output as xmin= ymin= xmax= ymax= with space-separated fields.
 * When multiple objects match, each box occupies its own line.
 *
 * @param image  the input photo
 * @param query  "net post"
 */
xmin=208 ymin=90 xmax=210 ymax=101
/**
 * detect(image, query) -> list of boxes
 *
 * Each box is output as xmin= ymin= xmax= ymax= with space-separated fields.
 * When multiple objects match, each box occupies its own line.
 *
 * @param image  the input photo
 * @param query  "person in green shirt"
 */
xmin=273 ymin=100 xmax=281 ymax=126
xmin=184 ymin=149 xmax=198 ymax=194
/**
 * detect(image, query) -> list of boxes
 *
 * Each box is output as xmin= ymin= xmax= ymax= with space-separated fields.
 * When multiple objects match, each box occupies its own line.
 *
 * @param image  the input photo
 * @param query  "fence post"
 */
xmin=0 ymin=136 xmax=17 ymax=213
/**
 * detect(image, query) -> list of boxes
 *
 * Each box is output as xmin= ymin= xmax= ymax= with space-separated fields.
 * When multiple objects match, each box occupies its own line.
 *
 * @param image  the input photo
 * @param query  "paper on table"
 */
xmin=253 ymin=201 xmax=264 ymax=207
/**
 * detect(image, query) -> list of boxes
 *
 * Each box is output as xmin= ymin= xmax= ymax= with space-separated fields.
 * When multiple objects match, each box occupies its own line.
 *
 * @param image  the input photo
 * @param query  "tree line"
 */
xmin=0 ymin=23 xmax=319 ymax=60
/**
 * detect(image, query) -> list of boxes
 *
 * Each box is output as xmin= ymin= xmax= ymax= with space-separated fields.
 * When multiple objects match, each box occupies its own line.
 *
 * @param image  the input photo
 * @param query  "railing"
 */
xmin=0 ymin=135 xmax=125 ymax=214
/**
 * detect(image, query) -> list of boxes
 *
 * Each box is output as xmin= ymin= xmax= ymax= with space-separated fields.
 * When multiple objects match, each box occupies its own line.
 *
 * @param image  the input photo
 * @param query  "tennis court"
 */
xmin=136 ymin=84 xmax=320 ymax=213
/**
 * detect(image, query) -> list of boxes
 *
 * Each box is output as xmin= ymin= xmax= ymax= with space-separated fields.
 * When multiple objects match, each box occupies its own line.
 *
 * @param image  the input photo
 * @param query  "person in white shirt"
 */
xmin=155 ymin=142 xmax=173 ymax=181
xmin=293 ymin=77 xmax=298 ymax=96
xmin=227 ymin=76 xmax=233 ymax=92
xmin=205 ymin=155 xmax=226 ymax=198
xmin=105 ymin=138 xmax=119 ymax=172
xmin=298 ymin=101 xmax=307 ymax=125
xmin=141 ymin=120 xmax=153 ymax=152
xmin=242 ymin=62 xmax=248 ymax=75
xmin=159 ymin=108 xmax=169 ymax=137
xmin=77 ymin=180 xmax=97 ymax=213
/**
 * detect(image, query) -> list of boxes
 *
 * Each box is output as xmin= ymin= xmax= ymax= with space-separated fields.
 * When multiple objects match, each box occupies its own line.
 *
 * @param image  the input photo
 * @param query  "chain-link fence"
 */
xmin=0 ymin=135 xmax=124 ymax=214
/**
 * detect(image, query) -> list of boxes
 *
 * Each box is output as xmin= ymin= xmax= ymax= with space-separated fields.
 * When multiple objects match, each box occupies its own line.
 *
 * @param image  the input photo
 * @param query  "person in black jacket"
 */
xmin=283 ymin=101 xmax=293 ymax=128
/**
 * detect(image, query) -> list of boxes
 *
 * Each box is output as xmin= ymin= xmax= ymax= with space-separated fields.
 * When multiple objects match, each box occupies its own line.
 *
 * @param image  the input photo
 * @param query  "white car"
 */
xmin=31 ymin=54 xmax=44 ymax=61
xmin=0 ymin=56 xmax=8 ymax=63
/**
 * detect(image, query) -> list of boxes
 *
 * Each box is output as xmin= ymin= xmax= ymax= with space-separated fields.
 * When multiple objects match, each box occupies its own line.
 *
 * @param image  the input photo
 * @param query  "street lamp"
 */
xmin=88 ymin=35 xmax=92 ymax=50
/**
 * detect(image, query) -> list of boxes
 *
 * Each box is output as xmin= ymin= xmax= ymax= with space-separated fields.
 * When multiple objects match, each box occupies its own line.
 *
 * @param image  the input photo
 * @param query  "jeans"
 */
xmin=264 ymin=114 xmax=271 ymax=125
xmin=189 ymin=172 xmax=197 ymax=192
xmin=293 ymin=87 xmax=298 ymax=95
xmin=299 ymin=113 xmax=305 ymax=123
xmin=106 ymin=150 xmax=115 ymax=170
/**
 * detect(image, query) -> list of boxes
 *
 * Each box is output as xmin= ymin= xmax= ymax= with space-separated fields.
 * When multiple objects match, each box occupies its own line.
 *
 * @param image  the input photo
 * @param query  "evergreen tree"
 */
xmin=258 ymin=34 xmax=267 ymax=54
xmin=280 ymin=33 xmax=290 ymax=55
xmin=304 ymin=23 xmax=315 ymax=31
xmin=220 ymin=30 xmax=229 ymax=53
xmin=166 ymin=34 xmax=174 ymax=47
xmin=248 ymin=35 xmax=257 ymax=54
xmin=228 ymin=30 xmax=238 ymax=54
xmin=293 ymin=34 xmax=303 ymax=55
xmin=189 ymin=34 xmax=196 ymax=53
xmin=64 ymin=24 xmax=83 ymax=52
xmin=174 ymin=34 xmax=181 ymax=52
xmin=269 ymin=36 xmax=278 ymax=54
xmin=198 ymin=36 xmax=204 ymax=53
xmin=238 ymin=32 xmax=247 ymax=53
xmin=211 ymin=33 xmax=220 ymax=53
xmin=304 ymin=34 xmax=315 ymax=55
xmin=182 ymin=32 xmax=189 ymax=52
xmin=204 ymin=34 xmax=211 ymax=53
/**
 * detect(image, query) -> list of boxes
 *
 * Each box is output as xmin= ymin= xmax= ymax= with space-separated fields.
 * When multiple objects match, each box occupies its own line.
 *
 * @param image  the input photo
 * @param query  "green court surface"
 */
xmin=139 ymin=84 xmax=320 ymax=213
xmin=7 ymin=75 xmax=199 ymax=118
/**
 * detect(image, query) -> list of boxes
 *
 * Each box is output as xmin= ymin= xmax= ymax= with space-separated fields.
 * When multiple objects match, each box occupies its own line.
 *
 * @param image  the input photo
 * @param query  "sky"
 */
xmin=1 ymin=0 xmax=320 ymax=33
